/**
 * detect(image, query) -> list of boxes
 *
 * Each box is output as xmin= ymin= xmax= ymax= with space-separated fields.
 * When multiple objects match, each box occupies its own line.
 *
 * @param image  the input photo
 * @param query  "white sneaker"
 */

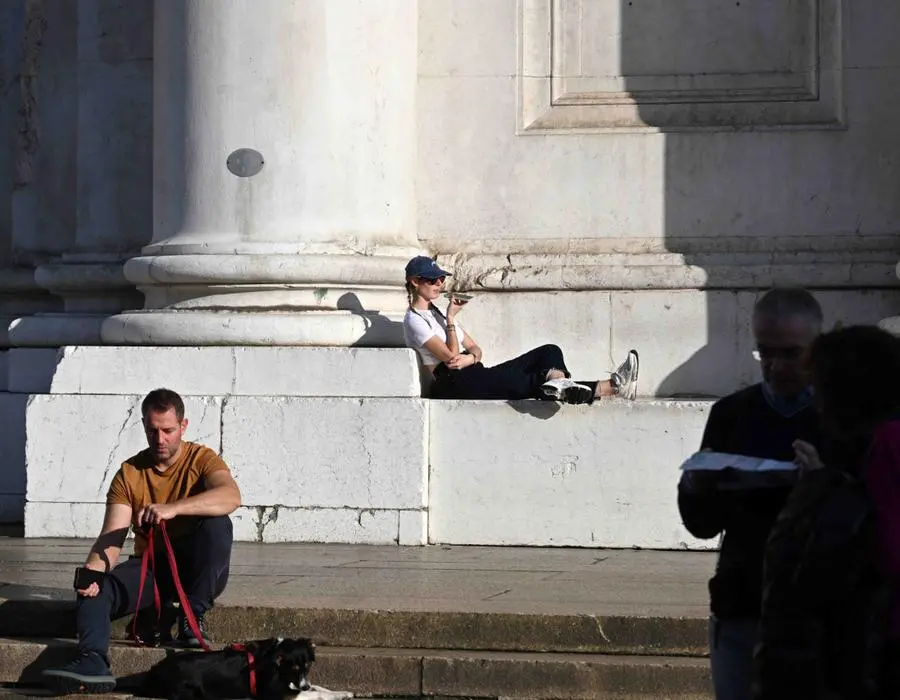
xmin=541 ymin=378 xmax=594 ymax=404
xmin=611 ymin=350 xmax=639 ymax=400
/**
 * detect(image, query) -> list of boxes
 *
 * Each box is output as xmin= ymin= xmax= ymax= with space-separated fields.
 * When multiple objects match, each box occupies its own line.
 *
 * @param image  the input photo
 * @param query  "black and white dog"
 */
xmin=141 ymin=637 xmax=316 ymax=700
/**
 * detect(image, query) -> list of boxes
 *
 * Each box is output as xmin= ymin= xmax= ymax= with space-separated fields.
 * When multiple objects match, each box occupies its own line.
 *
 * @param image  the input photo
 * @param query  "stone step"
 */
xmin=0 ymin=688 xmax=344 ymax=700
xmin=0 ymin=599 xmax=707 ymax=657
xmin=0 ymin=639 xmax=712 ymax=700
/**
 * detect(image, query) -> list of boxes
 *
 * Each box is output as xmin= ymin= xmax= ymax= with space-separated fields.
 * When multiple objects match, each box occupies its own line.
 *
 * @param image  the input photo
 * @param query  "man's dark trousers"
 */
xmin=76 ymin=515 xmax=233 ymax=656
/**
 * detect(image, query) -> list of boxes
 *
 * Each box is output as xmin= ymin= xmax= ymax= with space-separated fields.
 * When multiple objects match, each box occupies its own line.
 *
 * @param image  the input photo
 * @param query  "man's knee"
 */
xmin=194 ymin=515 xmax=233 ymax=538
xmin=189 ymin=515 xmax=233 ymax=556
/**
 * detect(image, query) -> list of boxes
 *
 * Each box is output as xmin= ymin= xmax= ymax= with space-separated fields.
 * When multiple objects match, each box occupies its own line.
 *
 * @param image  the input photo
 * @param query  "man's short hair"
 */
xmin=753 ymin=287 xmax=823 ymax=329
xmin=141 ymin=388 xmax=185 ymax=422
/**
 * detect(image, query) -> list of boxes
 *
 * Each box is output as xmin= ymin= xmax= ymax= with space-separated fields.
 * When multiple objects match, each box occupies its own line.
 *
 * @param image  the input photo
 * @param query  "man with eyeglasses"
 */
xmin=677 ymin=288 xmax=824 ymax=700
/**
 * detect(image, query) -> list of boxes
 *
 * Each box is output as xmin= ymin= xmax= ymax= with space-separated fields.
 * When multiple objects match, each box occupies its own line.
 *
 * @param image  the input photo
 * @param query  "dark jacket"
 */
xmin=678 ymin=384 xmax=821 ymax=618
xmin=753 ymin=467 xmax=888 ymax=700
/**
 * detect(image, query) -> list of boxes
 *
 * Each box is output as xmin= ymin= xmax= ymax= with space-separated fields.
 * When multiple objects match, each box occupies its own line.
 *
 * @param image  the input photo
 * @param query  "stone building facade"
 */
xmin=0 ymin=0 xmax=898 ymax=546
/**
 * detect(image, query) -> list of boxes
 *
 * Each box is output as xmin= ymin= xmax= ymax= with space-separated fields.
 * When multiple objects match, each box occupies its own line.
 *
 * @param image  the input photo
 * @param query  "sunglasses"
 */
xmin=417 ymin=276 xmax=446 ymax=285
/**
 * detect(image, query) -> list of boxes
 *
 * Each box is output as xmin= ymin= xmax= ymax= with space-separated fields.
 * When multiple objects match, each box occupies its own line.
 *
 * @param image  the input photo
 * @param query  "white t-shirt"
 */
xmin=403 ymin=307 xmax=466 ymax=366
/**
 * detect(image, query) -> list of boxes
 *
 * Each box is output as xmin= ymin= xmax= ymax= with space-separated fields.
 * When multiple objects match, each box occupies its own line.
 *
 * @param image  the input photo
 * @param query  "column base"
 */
xmin=879 ymin=317 xmax=900 ymax=336
xmin=6 ymin=345 xmax=421 ymax=396
xmin=34 ymin=259 xmax=142 ymax=313
xmin=4 ymin=309 xmax=405 ymax=347
xmin=124 ymin=252 xmax=417 ymax=310
xmin=103 ymin=309 xmax=404 ymax=346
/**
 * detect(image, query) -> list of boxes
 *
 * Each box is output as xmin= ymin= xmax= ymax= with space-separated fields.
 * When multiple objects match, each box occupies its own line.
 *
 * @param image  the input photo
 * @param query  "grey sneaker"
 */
xmin=541 ymin=378 xmax=594 ymax=404
xmin=611 ymin=350 xmax=639 ymax=400
xmin=42 ymin=650 xmax=116 ymax=695
xmin=177 ymin=611 xmax=211 ymax=648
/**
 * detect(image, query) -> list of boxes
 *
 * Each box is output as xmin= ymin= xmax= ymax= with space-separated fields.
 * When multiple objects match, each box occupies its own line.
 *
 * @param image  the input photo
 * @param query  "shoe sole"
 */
xmin=560 ymin=384 xmax=594 ymax=404
xmin=42 ymin=670 xmax=116 ymax=695
xmin=540 ymin=385 xmax=563 ymax=400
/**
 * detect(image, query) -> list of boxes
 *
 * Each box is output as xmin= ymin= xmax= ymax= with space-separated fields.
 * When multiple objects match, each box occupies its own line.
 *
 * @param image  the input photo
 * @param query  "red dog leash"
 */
xmin=133 ymin=522 xmax=257 ymax=696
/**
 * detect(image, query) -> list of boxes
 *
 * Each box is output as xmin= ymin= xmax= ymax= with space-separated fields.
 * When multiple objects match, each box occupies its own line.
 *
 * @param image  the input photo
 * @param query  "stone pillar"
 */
xmin=10 ymin=0 xmax=77 ymax=269
xmin=0 ymin=1 xmax=21 ymax=274
xmin=1 ymin=0 xmax=65 ymax=349
xmin=103 ymin=0 xmax=420 ymax=347
xmin=32 ymin=0 xmax=152 ymax=315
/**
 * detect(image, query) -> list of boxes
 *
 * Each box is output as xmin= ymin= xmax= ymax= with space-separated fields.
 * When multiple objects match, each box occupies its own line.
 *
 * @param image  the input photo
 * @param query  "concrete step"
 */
xmin=0 ymin=599 xmax=707 ymax=657
xmin=0 ymin=639 xmax=712 ymax=700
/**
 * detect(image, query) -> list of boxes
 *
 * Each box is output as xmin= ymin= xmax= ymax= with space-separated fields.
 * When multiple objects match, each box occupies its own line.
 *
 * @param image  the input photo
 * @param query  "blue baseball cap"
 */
xmin=404 ymin=255 xmax=452 ymax=280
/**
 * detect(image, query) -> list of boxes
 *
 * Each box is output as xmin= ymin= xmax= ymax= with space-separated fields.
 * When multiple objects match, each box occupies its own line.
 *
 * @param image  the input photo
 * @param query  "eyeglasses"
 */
xmin=752 ymin=345 xmax=806 ymax=362
xmin=417 ymin=276 xmax=445 ymax=285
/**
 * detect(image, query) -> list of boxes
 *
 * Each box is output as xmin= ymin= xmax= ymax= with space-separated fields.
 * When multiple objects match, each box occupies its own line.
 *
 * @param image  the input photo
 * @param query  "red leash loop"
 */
xmin=229 ymin=643 xmax=258 ymax=697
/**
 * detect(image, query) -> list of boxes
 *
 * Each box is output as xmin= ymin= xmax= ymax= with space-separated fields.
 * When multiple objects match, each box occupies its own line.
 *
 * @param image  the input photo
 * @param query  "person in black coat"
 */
xmin=754 ymin=325 xmax=900 ymax=700
xmin=678 ymin=288 xmax=824 ymax=700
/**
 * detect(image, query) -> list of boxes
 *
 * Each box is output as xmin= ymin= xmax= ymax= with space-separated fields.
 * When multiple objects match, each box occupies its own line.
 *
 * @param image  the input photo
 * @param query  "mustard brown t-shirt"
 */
xmin=106 ymin=441 xmax=230 ymax=554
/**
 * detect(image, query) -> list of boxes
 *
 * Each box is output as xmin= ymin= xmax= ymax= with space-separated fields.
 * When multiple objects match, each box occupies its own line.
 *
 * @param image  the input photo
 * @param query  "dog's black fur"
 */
xmin=140 ymin=637 xmax=316 ymax=700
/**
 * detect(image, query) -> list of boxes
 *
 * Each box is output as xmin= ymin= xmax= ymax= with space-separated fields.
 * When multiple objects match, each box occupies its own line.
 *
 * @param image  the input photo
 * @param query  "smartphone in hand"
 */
xmin=443 ymin=292 xmax=473 ymax=302
xmin=73 ymin=566 xmax=105 ymax=590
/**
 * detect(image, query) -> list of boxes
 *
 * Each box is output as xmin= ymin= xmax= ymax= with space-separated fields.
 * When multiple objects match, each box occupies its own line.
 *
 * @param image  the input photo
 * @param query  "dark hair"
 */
xmin=753 ymin=287 xmax=823 ymax=328
xmin=141 ymin=388 xmax=185 ymax=422
xmin=809 ymin=325 xmax=900 ymax=442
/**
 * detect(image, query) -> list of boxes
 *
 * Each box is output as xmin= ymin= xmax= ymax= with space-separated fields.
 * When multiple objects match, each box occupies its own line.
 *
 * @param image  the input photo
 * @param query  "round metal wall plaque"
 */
xmin=226 ymin=148 xmax=265 ymax=177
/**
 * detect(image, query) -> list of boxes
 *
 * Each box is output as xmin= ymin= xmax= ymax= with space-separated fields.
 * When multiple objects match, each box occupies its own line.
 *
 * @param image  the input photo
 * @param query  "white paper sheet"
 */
xmin=679 ymin=451 xmax=797 ymax=473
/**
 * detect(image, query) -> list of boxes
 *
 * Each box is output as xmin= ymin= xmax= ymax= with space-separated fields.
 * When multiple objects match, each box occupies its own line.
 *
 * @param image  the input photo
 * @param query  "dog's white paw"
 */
xmin=294 ymin=686 xmax=354 ymax=699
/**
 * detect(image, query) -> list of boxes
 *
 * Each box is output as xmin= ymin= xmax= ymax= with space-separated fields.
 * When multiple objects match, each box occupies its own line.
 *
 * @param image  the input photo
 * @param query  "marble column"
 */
xmin=32 ymin=0 xmax=152 ymax=315
xmin=103 ymin=0 xmax=420 ymax=346
xmin=1 ymin=0 xmax=64 ymax=346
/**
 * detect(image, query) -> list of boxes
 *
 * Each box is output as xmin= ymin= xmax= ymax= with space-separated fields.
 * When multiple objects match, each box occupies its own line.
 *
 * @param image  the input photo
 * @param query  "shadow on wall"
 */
xmin=620 ymin=0 xmax=900 ymax=396
xmin=338 ymin=292 xmax=404 ymax=348
xmin=0 ymin=389 xmax=27 ymax=527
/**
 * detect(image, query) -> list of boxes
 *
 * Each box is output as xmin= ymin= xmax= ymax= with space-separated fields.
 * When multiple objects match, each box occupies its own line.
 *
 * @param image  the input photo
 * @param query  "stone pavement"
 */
xmin=0 ymin=538 xmax=718 ymax=699
xmin=0 ymin=538 xmax=714 ymax=617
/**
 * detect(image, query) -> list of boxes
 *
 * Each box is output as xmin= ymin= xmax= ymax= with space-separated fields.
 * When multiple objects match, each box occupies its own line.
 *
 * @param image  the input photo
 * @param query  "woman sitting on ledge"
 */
xmin=402 ymin=256 xmax=639 ymax=403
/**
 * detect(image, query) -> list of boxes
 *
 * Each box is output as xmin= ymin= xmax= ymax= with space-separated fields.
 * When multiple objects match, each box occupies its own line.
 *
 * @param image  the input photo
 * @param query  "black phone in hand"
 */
xmin=73 ymin=567 xmax=105 ymax=590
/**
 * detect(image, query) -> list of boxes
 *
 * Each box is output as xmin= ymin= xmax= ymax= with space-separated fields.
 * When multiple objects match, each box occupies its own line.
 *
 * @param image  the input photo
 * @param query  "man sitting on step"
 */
xmin=42 ymin=388 xmax=242 ymax=695
xmin=677 ymin=288 xmax=825 ymax=700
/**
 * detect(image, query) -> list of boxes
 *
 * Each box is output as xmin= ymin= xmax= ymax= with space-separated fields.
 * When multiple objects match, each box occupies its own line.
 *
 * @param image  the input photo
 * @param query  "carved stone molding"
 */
xmin=518 ymin=0 xmax=844 ymax=132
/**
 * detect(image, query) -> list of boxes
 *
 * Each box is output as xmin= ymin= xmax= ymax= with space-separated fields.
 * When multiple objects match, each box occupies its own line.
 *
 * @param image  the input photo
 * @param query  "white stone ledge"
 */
xmin=25 ymin=395 xmax=223 ymax=503
xmin=428 ymin=399 xmax=717 ymax=550
xmin=4 ymin=314 xmax=108 ymax=347
xmin=6 ymin=346 xmax=421 ymax=397
xmin=25 ymin=503 xmax=426 ymax=545
xmin=22 ymin=394 xmax=427 ymax=510
xmin=16 ymin=393 xmax=727 ymax=548
xmin=222 ymin=397 xmax=427 ymax=509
